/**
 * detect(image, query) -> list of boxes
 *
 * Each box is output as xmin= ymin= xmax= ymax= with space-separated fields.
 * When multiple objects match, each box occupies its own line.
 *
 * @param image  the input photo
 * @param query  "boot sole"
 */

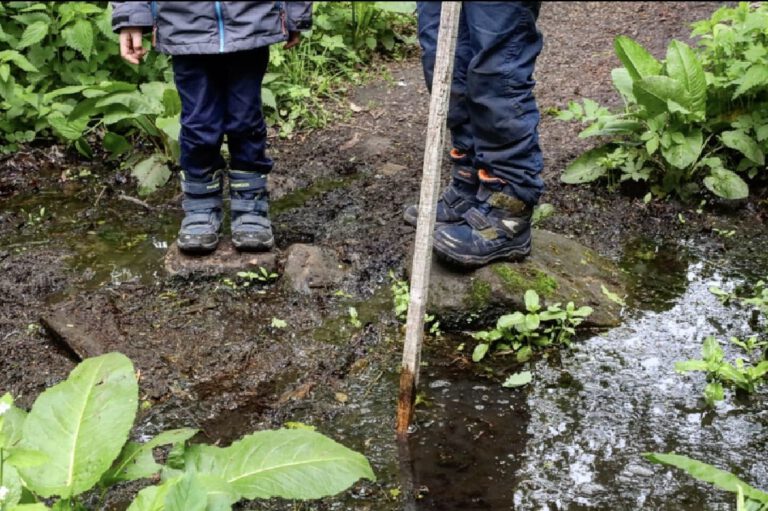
xmin=177 ymin=237 xmax=220 ymax=255
xmin=232 ymin=236 xmax=275 ymax=252
xmin=432 ymin=236 xmax=531 ymax=270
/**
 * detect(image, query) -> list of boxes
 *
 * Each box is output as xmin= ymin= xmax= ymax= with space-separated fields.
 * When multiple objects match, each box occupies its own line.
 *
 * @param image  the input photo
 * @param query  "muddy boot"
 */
xmin=432 ymin=181 xmax=532 ymax=269
xmin=177 ymin=171 xmax=224 ymax=254
xmin=229 ymin=170 xmax=274 ymax=251
xmin=403 ymin=149 xmax=479 ymax=227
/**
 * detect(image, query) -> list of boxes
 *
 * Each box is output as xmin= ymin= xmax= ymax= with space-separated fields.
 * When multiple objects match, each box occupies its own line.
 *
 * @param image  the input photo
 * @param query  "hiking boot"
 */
xmin=177 ymin=170 xmax=224 ymax=254
xmin=403 ymin=148 xmax=480 ymax=227
xmin=229 ymin=170 xmax=274 ymax=251
xmin=432 ymin=182 xmax=532 ymax=269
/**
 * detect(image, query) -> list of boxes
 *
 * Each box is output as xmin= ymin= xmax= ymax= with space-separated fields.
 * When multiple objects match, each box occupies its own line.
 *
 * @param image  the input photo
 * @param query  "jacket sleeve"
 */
xmin=111 ymin=2 xmax=153 ymax=33
xmin=285 ymin=1 xmax=312 ymax=32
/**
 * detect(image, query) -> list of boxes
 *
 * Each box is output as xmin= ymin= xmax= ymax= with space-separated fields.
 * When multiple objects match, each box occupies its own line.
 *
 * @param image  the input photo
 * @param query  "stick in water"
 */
xmin=396 ymin=1 xmax=462 ymax=437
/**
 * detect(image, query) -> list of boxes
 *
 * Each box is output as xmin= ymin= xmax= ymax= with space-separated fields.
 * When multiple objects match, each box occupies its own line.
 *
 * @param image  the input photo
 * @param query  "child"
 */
xmin=112 ymin=2 xmax=313 ymax=253
xmin=404 ymin=2 xmax=544 ymax=269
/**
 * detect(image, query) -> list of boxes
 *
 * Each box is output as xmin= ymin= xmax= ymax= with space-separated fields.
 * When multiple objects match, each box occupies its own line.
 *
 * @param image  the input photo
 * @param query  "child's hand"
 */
xmin=119 ymin=28 xmax=147 ymax=65
xmin=284 ymin=31 xmax=301 ymax=50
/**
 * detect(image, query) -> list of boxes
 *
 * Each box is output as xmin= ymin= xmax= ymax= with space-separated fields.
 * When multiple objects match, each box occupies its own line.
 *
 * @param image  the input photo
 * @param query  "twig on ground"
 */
xmin=118 ymin=194 xmax=153 ymax=210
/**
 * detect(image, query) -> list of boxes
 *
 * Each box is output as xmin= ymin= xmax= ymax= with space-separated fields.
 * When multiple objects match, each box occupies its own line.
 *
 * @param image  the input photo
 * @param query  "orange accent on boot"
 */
xmin=478 ymin=168 xmax=506 ymax=185
xmin=450 ymin=148 xmax=467 ymax=159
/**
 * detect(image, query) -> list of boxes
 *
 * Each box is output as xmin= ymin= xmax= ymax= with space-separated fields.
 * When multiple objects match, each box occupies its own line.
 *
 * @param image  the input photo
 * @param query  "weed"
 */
xmin=471 ymin=290 xmax=593 ymax=363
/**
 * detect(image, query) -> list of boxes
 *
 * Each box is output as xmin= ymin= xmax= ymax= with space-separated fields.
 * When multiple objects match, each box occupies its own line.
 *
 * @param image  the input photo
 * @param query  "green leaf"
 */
xmin=1 ymin=464 xmax=23 ymax=508
xmin=502 ymin=371 xmax=532 ymax=388
xmin=561 ymin=144 xmax=613 ymax=184
xmin=643 ymin=453 xmax=768 ymax=503
xmin=102 ymin=428 xmax=197 ymax=485
xmin=702 ymin=336 xmax=724 ymax=362
xmin=634 ymin=75 xmax=688 ymax=117
xmin=19 ymin=353 xmax=138 ymax=499
xmin=0 ymin=50 xmax=38 ymax=73
xmin=523 ymin=313 xmax=540 ymax=331
xmin=611 ymin=67 xmax=635 ymax=102
xmin=703 ymin=168 xmax=749 ymax=200
xmin=47 ymin=112 xmax=88 ymax=141
xmin=704 ymin=381 xmax=724 ymax=406
xmin=674 ymin=360 xmax=708 ymax=372
xmin=661 ymin=129 xmax=703 ymax=169
xmin=374 ymin=1 xmax=416 ymax=13
xmin=734 ymin=63 xmax=768 ymax=98
xmin=0 ymin=63 xmax=9 ymax=82
xmin=515 ymin=345 xmax=533 ymax=363
xmin=132 ymin=154 xmax=171 ymax=197
xmin=261 ymin=87 xmax=277 ymax=111
xmin=155 ymin=116 xmax=180 ymax=142
xmin=164 ymin=472 xmax=207 ymax=511
xmin=1 ymin=395 xmax=27 ymax=449
xmin=601 ymin=284 xmax=626 ymax=306
xmin=614 ymin=36 xmax=661 ymax=81
xmin=524 ymin=290 xmax=540 ymax=311
xmin=472 ymin=343 xmax=490 ymax=362
xmin=61 ymin=19 xmax=94 ymax=60
xmin=17 ymin=21 xmax=48 ymax=49
xmin=102 ymin=132 xmax=131 ymax=156
xmin=720 ymin=130 xmax=764 ymax=165
xmin=127 ymin=480 xmax=173 ymax=511
xmin=5 ymin=447 xmax=49 ymax=468
xmin=665 ymin=40 xmax=706 ymax=116
xmin=183 ymin=429 xmax=376 ymax=500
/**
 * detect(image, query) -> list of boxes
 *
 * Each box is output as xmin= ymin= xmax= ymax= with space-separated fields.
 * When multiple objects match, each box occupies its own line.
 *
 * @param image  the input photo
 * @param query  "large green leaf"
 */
xmin=633 ymin=76 xmax=689 ymax=117
xmin=101 ymin=428 xmax=197 ymax=485
xmin=703 ymin=168 xmax=749 ymax=199
xmin=0 ymin=464 xmax=23 ymax=508
xmin=0 ymin=50 xmax=38 ymax=73
xmin=721 ymin=130 xmax=764 ymax=165
xmin=665 ymin=40 xmax=706 ymax=117
xmin=164 ymin=473 xmax=207 ymax=511
xmin=132 ymin=154 xmax=171 ymax=197
xmin=184 ymin=429 xmax=375 ymax=500
xmin=17 ymin=21 xmax=49 ymax=49
xmin=19 ymin=353 xmax=138 ymax=498
xmin=644 ymin=453 xmax=768 ymax=503
xmin=614 ymin=36 xmax=661 ymax=81
xmin=611 ymin=67 xmax=636 ymax=103
xmin=734 ymin=63 xmax=768 ymax=98
xmin=374 ymin=2 xmax=416 ymax=13
xmin=661 ymin=129 xmax=703 ymax=169
xmin=561 ymin=144 xmax=612 ymax=184
xmin=47 ymin=112 xmax=89 ymax=141
xmin=62 ymin=19 xmax=94 ymax=59
xmin=127 ymin=474 xmax=238 ymax=511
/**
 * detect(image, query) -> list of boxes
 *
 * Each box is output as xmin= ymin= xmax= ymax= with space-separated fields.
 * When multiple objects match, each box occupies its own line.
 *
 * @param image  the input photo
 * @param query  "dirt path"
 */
xmin=1 ymin=3 xmax=763 ymax=510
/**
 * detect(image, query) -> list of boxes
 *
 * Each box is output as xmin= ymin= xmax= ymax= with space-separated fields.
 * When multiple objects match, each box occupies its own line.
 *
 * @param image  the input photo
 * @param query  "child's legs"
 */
xmin=223 ymin=47 xmax=273 ymax=174
xmin=417 ymin=1 xmax=474 ymax=154
xmin=463 ymin=2 xmax=544 ymax=206
xmin=172 ymin=55 xmax=227 ymax=180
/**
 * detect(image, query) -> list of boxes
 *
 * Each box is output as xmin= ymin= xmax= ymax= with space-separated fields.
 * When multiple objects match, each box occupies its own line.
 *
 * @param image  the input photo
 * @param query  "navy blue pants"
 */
xmin=172 ymin=47 xmax=273 ymax=181
xmin=417 ymin=2 xmax=544 ymax=206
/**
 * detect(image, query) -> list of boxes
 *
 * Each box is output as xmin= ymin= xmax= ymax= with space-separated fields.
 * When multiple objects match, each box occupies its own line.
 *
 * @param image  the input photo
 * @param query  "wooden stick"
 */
xmin=396 ymin=1 xmax=461 ymax=437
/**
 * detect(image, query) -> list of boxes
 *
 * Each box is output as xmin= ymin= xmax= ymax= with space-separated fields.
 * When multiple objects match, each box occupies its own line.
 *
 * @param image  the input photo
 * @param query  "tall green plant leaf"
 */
xmin=614 ymin=36 xmax=661 ymax=81
xmin=633 ymin=76 xmax=689 ymax=117
xmin=611 ymin=67 xmax=636 ymax=103
xmin=665 ymin=40 xmax=706 ymax=117
xmin=184 ymin=429 xmax=375 ymax=500
xmin=734 ymin=63 xmax=768 ymax=98
xmin=644 ymin=453 xmax=768 ymax=503
xmin=19 ymin=353 xmax=138 ymax=498
xmin=561 ymin=144 xmax=613 ymax=184
xmin=164 ymin=473 xmax=207 ymax=511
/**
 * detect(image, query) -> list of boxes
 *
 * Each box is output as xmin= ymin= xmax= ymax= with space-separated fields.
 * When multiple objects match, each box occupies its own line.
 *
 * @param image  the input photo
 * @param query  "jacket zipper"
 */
xmin=214 ymin=1 xmax=225 ymax=53
xmin=151 ymin=1 xmax=157 ymax=47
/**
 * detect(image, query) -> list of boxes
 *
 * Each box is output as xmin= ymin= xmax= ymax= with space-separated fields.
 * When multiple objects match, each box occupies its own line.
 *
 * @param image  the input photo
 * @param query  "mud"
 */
xmin=2 ymin=2 xmax=767 ymax=510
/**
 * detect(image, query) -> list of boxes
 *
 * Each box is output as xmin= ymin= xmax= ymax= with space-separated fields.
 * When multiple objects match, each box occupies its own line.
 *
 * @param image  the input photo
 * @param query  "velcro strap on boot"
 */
xmin=228 ymin=171 xmax=268 ymax=193
xmin=232 ymin=213 xmax=271 ymax=229
xmin=182 ymin=196 xmax=223 ymax=212
xmin=231 ymin=199 xmax=269 ymax=214
xmin=442 ymin=186 xmax=466 ymax=207
xmin=463 ymin=207 xmax=493 ymax=231
xmin=451 ymin=165 xmax=478 ymax=186
xmin=181 ymin=176 xmax=223 ymax=195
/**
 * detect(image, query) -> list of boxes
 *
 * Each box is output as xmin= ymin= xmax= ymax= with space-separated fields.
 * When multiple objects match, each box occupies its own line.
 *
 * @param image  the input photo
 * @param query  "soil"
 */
xmin=1 ymin=2 xmax=765 ymax=510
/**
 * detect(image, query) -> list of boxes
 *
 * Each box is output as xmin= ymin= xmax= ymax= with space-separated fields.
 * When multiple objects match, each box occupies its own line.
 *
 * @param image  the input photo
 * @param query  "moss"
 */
xmin=466 ymin=279 xmax=492 ymax=310
xmin=493 ymin=264 xmax=558 ymax=297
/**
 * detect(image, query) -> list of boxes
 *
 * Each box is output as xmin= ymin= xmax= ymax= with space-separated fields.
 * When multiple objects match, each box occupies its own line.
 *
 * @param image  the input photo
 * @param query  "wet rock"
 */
xmin=414 ymin=229 xmax=626 ymax=329
xmin=377 ymin=162 xmax=407 ymax=177
xmin=283 ymin=243 xmax=346 ymax=294
xmin=164 ymin=240 xmax=278 ymax=277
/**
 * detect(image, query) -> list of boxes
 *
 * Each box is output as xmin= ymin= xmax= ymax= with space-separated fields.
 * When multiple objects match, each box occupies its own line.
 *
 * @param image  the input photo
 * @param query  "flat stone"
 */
xmin=164 ymin=239 xmax=278 ymax=277
xmin=411 ymin=229 xmax=627 ymax=329
xmin=377 ymin=162 xmax=407 ymax=177
xmin=283 ymin=243 xmax=346 ymax=294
